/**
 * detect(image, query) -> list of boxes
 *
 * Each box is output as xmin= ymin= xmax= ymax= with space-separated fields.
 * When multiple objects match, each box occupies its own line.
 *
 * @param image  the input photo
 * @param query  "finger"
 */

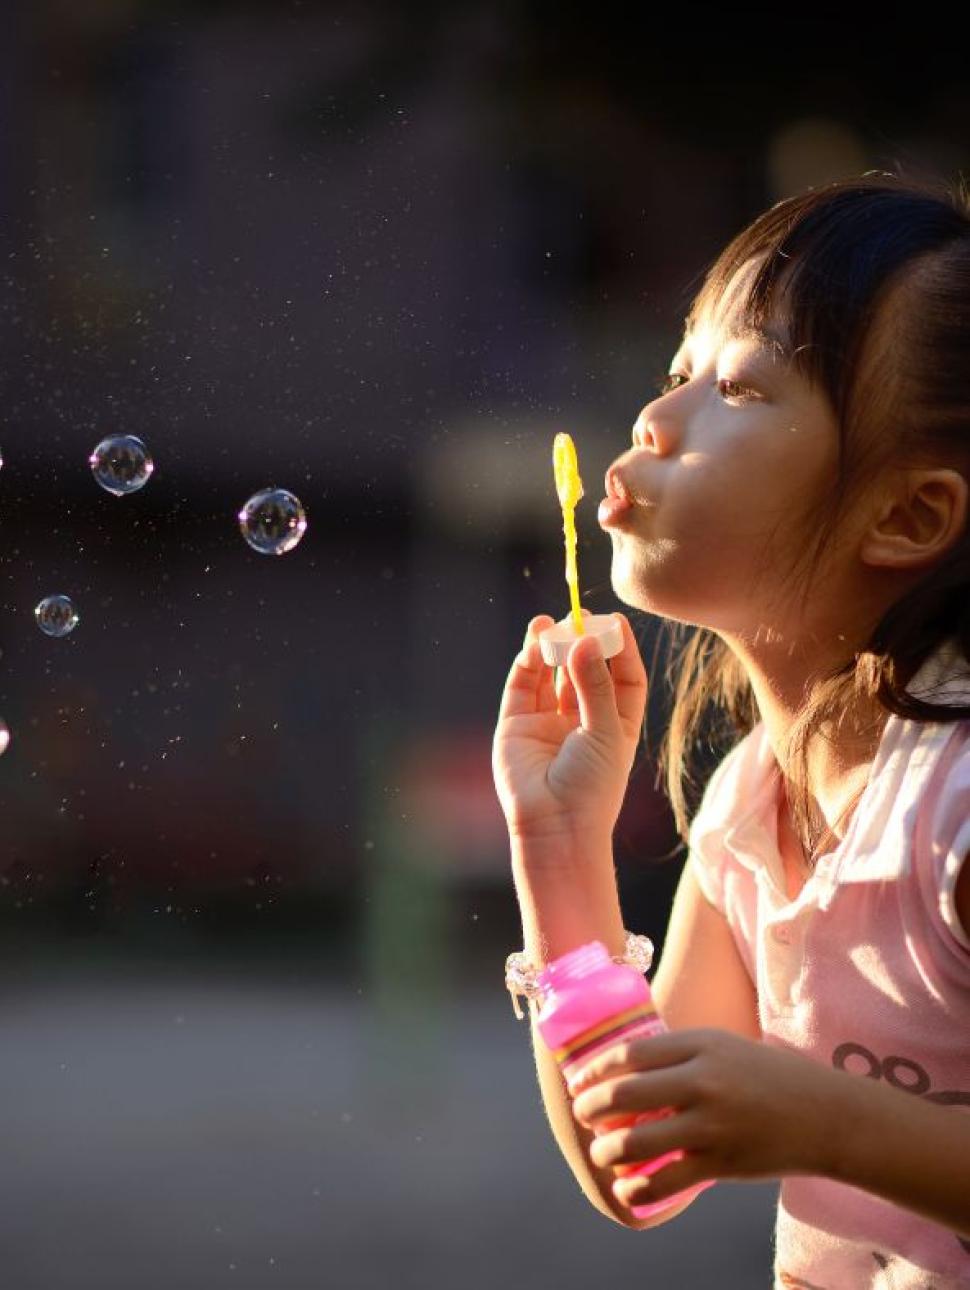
xmin=527 ymin=615 xmax=557 ymax=711
xmin=497 ymin=616 xmax=555 ymax=720
xmin=552 ymin=611 xmax=588 ymax=714
xmin=571 ymin=1068 xmax=693 ymax=1127
xmin=608 ymin=614 xmax=649 ymax=734
xmin=588 ymin=1113 xmax=694 ymax=1171
xmin=613 ymin=1154 xmax=716 ymax=1209
xmin=538 ymin=662 xmax=557 ymax=712
xmin=565 ymin=633 xmax=621 ymax=738
xmin=527 ymin=613 xmax=556 ymax=639
xmin=555 ymin=665 xmax=579 ymax=715
xmin=497 ymin=637 xmax=548 ymax=719
xmin=567 ymin=1030 xmax=710 ymax=1095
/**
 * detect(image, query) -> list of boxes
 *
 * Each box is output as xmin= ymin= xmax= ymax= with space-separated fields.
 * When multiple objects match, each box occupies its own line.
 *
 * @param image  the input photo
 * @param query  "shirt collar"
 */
xmin=711 ymin=640 xmax=969 ymax=889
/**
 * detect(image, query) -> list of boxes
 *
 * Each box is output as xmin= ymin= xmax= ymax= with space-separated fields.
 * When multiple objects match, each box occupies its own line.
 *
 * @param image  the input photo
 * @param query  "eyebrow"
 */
xmin=727 ymin=322 xmax=791 ymax=356
xmin=683 ymin=319 xmax=791 ymax=359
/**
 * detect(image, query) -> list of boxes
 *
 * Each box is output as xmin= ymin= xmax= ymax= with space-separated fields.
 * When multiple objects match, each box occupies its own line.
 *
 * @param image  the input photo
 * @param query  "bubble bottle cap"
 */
xmin=539 ymin=614 xmax=623 ymax=667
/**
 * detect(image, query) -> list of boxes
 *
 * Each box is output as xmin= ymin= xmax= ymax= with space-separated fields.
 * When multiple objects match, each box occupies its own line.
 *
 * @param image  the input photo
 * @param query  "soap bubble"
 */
xmin=35 ymin=594 xmax=79 ymax=638
xmin=238 ymin=488 xmax=307 ymax=555
xmin=89 ymin=434 xmax=153 ymax=496
xmin=0 ymin=719 xmax=8 ymax=756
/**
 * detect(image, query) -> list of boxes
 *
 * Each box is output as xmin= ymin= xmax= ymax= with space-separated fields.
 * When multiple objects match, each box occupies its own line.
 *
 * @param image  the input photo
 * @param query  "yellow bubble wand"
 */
xmin=538 ymin=432 xmax=624 ymax=668
xmin=553 ymin=432 xmax=585 ymax=636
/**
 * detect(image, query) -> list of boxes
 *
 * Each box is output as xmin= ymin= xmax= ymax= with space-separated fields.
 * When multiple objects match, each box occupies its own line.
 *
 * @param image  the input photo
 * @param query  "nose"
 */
xmin=631 ymin=403 xmax=676 ymax=455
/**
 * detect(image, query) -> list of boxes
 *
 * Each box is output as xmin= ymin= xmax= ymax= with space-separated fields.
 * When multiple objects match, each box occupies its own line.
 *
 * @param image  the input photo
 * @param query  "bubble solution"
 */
xmin=89 ymin=434 xmax=154 ymax=496
xmin=35 ymin=594 xmax=79 ymax=638
xmin=238 ymin=488 xmax=307 ymax=555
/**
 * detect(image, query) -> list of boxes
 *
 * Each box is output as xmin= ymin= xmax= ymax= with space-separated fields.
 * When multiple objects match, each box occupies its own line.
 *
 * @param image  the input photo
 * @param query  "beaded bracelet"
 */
xmin=504 ymin=931 xmax=655 ymax=1020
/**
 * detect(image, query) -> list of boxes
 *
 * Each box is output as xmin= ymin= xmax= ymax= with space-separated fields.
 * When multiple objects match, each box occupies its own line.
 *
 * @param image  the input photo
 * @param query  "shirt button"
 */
xmin=771 ymin=925 xmax=791 ymax=944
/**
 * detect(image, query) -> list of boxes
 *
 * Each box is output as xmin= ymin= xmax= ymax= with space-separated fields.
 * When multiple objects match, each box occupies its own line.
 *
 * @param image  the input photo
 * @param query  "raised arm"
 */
xmin=493 ymin=611 xmax=652 ymax=1224
xmin=494 ymin=613 xmax=760 ymax=1228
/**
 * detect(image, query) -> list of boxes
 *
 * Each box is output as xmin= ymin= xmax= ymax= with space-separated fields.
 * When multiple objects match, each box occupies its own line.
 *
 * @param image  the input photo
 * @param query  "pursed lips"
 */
xmin=598 ymin=464 xmax=637 ymax=528
xmin=605 ymin=465 xmax=630 ymax=504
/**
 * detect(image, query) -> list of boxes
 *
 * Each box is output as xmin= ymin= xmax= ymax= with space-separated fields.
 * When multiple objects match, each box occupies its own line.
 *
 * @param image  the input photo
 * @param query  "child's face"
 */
xmin=602 ymin=261 xmax=846 ymax=637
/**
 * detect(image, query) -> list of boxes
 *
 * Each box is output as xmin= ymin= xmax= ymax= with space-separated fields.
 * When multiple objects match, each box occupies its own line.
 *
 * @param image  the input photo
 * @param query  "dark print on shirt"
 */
xmin=831 ymin=1041 xmax=970 ymax=1259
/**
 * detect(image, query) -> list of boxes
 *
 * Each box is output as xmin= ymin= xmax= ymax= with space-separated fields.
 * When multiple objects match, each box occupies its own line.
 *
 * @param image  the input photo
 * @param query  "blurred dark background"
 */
xmin=0 ymin=3 xmax=965 ymax=1287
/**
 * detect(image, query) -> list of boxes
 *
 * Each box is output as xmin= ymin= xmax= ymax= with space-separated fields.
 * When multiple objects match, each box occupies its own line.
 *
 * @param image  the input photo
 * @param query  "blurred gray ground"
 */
xmin=0 ymin=964 xmax=777 ymax=1290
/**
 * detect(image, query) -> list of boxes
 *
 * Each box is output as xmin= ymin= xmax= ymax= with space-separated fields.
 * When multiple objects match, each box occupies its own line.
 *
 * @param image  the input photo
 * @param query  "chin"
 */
xmin=609 ymin=535 xmax=671 ymax=614
xmin=609 ymin=541 xmax=713 ymax=629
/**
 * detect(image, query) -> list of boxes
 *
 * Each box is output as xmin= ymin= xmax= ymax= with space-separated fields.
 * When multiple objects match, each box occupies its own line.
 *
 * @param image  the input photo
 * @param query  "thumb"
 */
xmin=566 ymin=635 xmax=620 ymax=739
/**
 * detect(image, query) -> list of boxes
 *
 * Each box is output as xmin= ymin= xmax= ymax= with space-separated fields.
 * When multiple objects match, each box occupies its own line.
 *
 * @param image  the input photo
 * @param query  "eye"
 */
xmin=716 ymin=378 xmax=754 ymax=402
xmin=654 ymin=372 xmax=688 ymax=397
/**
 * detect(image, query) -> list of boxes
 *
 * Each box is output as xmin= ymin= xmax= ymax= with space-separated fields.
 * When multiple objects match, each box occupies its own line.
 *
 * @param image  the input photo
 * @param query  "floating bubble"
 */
xmin=35 ymin=594 xmax=79 ymax=638
xmin=0 ymin=719 xmax=8 ymax=756
xmin=238 ymin=488 xmax=307 ymax=555
xmin=89 ymin=434 xmax=153 ymax=496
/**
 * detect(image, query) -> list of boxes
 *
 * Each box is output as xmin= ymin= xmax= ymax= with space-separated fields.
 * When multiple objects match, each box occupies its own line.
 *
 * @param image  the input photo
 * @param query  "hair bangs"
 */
xmin=688 ymin=178 xmax=970 ymax=427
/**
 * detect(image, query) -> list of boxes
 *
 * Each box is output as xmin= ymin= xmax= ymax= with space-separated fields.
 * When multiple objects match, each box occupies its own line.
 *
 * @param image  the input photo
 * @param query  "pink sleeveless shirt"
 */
xmin=688 ymin=645 xmax=970 ymax=1289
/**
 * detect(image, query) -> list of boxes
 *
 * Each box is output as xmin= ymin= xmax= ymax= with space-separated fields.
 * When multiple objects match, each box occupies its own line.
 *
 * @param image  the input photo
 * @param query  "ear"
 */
xmin=860 ymin=468 xmax=968 ymax=571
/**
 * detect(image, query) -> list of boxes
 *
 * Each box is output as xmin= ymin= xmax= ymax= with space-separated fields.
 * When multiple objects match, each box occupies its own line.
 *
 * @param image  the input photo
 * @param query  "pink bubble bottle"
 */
xmin=535 ymin=939 xmax=712 ymax=1220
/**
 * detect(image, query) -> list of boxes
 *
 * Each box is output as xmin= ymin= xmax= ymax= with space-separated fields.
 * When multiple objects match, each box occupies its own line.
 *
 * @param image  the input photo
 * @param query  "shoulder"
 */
xmin=916 ymin=718 xmax=970 ymax=837
xmin=956 ymin=853 xmax=970 ymax=944
xmin=924 ymin=721 xmax=970 ymax=945
xmin=902 ymin=717 xmax=970 ymax=951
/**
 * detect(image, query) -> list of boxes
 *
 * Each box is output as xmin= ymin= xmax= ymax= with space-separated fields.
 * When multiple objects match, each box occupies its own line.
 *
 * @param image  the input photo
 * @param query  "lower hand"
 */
xmin=568 ymin=1028 xmax=840 ymax=1209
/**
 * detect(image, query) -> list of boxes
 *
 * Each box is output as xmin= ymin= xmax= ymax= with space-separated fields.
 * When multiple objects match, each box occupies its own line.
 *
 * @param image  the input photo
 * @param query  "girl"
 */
xmin=492 ymin=174 xmax=970 ymax=1289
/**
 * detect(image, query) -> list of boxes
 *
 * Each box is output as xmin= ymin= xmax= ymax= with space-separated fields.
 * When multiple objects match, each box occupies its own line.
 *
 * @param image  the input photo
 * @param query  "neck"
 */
xmin=718 ymin=627 xmax=886 ymax=858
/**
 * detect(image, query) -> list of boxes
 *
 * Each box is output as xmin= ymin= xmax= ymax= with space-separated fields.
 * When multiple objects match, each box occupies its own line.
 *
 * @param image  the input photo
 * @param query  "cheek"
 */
xmin=606 ymin=499 xmax=787 ymax=623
